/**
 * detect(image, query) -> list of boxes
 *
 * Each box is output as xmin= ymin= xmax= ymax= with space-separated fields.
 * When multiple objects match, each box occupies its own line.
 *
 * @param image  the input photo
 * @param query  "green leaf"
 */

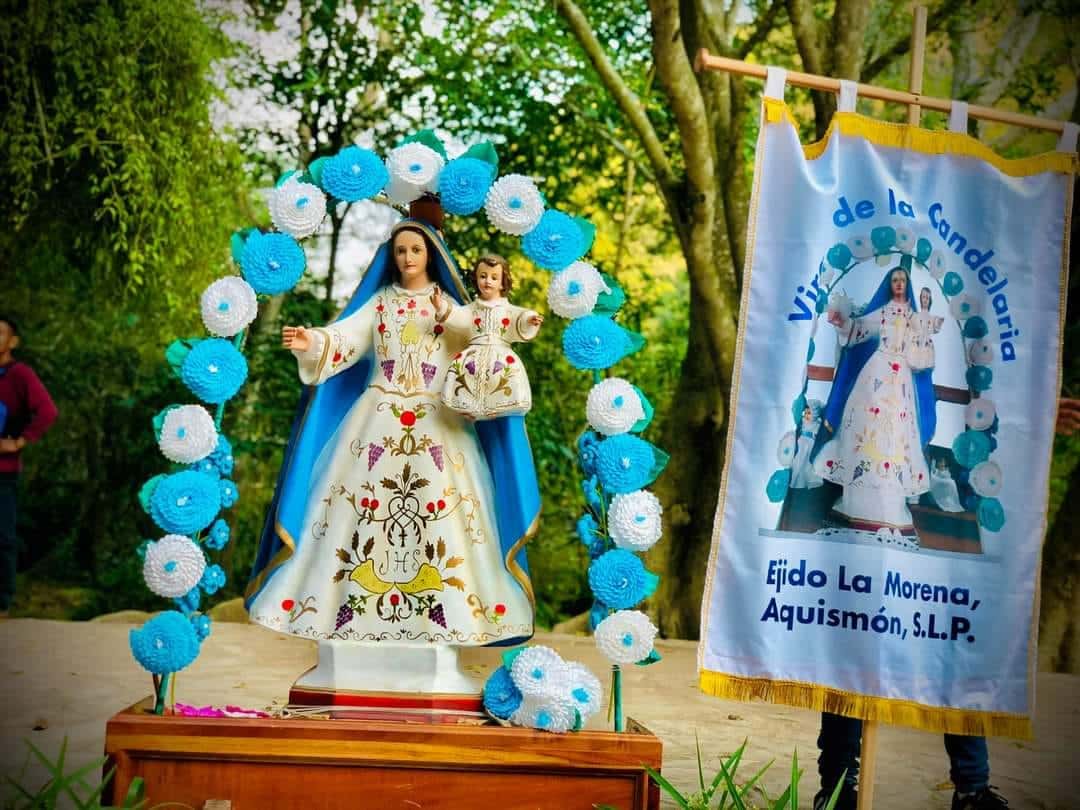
xmin=307 ymin=156 xmax=329 ymax=188
xmin=790 ymin=749 xmax=801 ymax=810
xmin=230 ymin=231 xmax=248 ymax=265
xmin=462 ymin=141 xmax=499 ymax=170
xmin=593 ymin=274 xmax=626 ymax=316
xmin=164 ymin=338 xmax=198 ymax=376
xmin=644 ymin=766 xmax=691 ymax=809
xmin=152 ymin=404 xmax=181 ymax=441
xmin=630 ymin=385 xmax=654 ymax=433
xmin=821 ymin=769 xmax=848 ymax=810
xmin=695 ymin=732 xmax=706 ymax=793
xmin=501 ymin=647 xmax=525 ymax=669
xmin=275 ymin=169 xmax=299 ymax=187
xmin=624 ymin=326 xmax=647 ymax=358
xmin=710 ymin=739 xmax=747 ymax=796
xmin=399 ymin=128 xmax=447 ymax=160
xmin=634 ymin=648 xmax=662 ymax=666
xmin=572 ymin=709 xmax=583 ymax=732
xmin=738 ymin=757 xmax=775 ymax=801
xmin=139 ymin=475 xmax=165 ymax=515
xmin=574 ymin=216 xmax=596 ymax=255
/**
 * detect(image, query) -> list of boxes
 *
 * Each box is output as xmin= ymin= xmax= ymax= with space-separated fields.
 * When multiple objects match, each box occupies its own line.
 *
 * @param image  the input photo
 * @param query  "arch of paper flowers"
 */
xmin=128 ymin=129 xmax=664 ymax=723
xmin=767 ymin=225 xmax=1005 ymax=534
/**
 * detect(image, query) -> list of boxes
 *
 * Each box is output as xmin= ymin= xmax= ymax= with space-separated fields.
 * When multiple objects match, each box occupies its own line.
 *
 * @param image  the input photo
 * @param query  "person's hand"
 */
xmin=1057 ymin=398 xmax=1080 ymax=436
xmin=528 ymin=313 xmax=544 ymax=327
xmin=827 ymin=310 xmax=843 ymax=327
xmin=282 ymin=325 xmax=312 ymax=352
xmin=431 ymin=286 xmax=443 ymax=314
xmin=0 ymin=438 xmax=22 ymax=454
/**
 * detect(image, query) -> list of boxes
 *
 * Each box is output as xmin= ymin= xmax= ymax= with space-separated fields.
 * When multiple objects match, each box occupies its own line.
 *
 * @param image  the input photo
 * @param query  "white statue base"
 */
xmin=288 ymin=640 xmax=485 ymax=717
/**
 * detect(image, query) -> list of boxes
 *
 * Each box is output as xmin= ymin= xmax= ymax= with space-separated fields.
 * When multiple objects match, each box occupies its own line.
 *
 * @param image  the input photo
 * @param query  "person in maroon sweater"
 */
xmin=0 ymin=316 xmax=58 ymax=617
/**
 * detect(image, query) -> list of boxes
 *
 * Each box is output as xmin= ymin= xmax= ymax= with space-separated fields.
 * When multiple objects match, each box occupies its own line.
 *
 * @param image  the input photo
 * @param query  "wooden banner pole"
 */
xmin=907 ymin=5 xmax=929 ymax=126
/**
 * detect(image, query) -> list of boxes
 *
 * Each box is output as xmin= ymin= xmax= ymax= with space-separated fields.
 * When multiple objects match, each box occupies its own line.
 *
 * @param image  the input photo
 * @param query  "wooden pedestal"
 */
xmin=103 ymin=700 xmax=662 ymax=809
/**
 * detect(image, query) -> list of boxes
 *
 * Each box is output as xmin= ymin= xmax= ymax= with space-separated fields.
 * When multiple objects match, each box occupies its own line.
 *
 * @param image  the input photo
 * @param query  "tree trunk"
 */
xmin=1038 ymin=457 xmax=1080 ymax=673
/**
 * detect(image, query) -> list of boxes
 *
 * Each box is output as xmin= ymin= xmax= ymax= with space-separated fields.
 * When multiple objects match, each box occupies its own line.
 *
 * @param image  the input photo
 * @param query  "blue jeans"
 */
xmin=818 ymin=712 xmax=989 ymax=794
xmin=0 ymin=473 xmax=17 ymax=611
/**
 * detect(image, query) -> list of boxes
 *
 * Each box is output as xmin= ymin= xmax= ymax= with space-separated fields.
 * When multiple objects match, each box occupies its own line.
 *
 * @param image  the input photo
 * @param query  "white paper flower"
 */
xmin=510 ymin=645 xmax=568 ymax=697
xmin=970 ymin=460 xmax=1003 ymax=497
xmin=828 ymin=291 xmax=854 ymax=321
xmin=510 ymin=694 xmax=577 ymax=733
xmin=384 ymin=143 xmax=444 ymax=204
xmin=777 ymin=431 xmax=797 ymax=468
xmin=547 ymin=261 xmax=610 ymax=320
xmin=564 ymin=662 xmax=603 ymax=719
xmin=485 ymin=174 xmax=545 ymax=235
xmin=595 ymin=610 xmax=657 ymax=665
xmin=819 ymin=267 xmax=835 ymax=288
xmin=929 ymin=252 xmax=947 ymax=280
xmin=201 ymin=277 xmax=258 ymax=338
xmin=847 ymin=235 xmax=873 ymax=260
xmin=894 ymin=226 xmax=914 ymax=252
xmin=158 ymin=405 xmax=218 ymax=464
xmin=268 ymin=177 xmax=327 ymax=239
xmin=586 ymin=378 xmax=644 ymax=436
xmin=965 ymin=398 xmax=996 ymax=431
xmin=968 ymin=339 xmax=994 ymax=366
xmin=608 ymin=489 xmax=663 ymax=553
xmin=949 ymin=293 xmax=982 ymax=321
xmin=143 ymin=534 xmax=206 ymax=598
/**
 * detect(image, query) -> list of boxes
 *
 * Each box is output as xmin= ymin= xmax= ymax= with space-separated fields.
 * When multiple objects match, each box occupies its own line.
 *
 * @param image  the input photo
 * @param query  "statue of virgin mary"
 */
xmin=244 ymin=210 xmax=539 ymax=696
xmin=811 ymin=263 xmax=938 ymax=533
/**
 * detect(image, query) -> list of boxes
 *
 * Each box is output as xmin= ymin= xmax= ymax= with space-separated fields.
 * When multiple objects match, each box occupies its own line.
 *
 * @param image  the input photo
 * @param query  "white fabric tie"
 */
xmin=838 ymin=80 xmax=858 ymax=113
xmin=764 ymin=66 xmax=787 ymax=100
xmin=948 ymin=101 xmax=969 ymax=134
xmin=1057 ymin=122 xmax=1078 ymax=153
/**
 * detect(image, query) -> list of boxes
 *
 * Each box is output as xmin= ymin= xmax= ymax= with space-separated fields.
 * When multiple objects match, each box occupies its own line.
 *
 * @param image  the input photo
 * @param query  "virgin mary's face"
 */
xmin=394 ymin=229 xmax=431 ymax=289
xmin=891 ymin=270 xmax=908 ymax=299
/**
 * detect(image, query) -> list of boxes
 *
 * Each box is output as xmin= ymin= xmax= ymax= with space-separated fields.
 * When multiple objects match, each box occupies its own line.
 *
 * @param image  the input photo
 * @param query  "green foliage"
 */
xmin=3 ymin=737 xmax=164 ymax=809
xmin=630 ymin=738 xmax=843 ymax=810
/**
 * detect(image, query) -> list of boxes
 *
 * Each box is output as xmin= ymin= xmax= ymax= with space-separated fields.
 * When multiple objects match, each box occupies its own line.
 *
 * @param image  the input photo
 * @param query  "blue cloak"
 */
xmin=244 ymin=220 xmax=540 ymax=646
xmin=811 ymin=268 xmax=937 ymax=462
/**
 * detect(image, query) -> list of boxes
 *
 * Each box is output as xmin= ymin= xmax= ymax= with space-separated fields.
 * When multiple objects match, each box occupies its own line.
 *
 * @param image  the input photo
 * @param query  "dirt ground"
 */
xmin=2 ymin=619 xmax=1076 ymax=809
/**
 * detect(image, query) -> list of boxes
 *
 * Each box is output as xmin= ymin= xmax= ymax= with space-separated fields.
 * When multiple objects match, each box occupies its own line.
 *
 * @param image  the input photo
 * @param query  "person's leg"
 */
xmin=944 ymin=734 xmax=990 ymax=793
xmin=0 ymin=474 xmax=18 ymax=613
xmin=817 ymin=712 xmax=862 ymax=798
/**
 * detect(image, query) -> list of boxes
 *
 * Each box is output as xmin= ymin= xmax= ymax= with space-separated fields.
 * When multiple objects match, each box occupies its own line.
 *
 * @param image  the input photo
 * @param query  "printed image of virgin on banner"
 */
xmin=699 ymin=74 xmax=1076 ymax=737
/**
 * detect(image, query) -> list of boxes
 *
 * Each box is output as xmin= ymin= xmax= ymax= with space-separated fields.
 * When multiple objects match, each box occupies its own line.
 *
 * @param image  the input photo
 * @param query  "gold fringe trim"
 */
xmin=699 ymin=670 xmax=1032 ymax=739
xmin=764 ymin=98 xmax=1079 ymax=177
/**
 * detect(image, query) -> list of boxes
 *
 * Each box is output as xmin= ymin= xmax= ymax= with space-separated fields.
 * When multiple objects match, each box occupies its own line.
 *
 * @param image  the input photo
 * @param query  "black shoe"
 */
xmin=952 ymin=786 xmax=1009 ymax=809
xmin=814 ymin=783 xmax=857 ymax=810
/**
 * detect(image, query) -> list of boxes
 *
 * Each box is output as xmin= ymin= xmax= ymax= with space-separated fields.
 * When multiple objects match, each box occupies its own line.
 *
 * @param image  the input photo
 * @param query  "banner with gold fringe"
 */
xmin=699 ymin=71 xmax=1076 ymax=738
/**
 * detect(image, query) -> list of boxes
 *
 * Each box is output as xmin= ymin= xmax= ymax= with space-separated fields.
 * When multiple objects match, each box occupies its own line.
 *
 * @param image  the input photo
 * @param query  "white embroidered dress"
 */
xmin=814 ymin=301 xmax=932 ymax=526
xmin=437 ymin=297 xmax=540 ymax=420
xmin=247 ymin=283 xmax=532 ymax=644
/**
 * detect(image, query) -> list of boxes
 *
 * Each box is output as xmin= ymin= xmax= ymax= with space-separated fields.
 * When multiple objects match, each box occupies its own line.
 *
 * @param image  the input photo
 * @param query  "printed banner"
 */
xmin=699 ymin=91 xmax=1076 ymax=737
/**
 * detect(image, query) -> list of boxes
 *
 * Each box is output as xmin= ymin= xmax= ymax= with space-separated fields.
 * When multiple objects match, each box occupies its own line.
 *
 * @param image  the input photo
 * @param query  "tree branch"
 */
xmin=785 ymin=0 xmax=826 ymax=76
xmin=563 ymin=100 xmax=658 ymax=184
xmin=553 ymin=0 xmax=679 ymax=192
xmin=860 ymin=0 xmax=967 ymax=83
xmin=736 ymin=0 xmax=784 ymax=60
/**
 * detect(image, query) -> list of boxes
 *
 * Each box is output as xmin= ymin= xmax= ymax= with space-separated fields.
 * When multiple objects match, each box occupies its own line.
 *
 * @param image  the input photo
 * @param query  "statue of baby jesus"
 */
xmin=431 ymin=254 xmax=544 ymax=420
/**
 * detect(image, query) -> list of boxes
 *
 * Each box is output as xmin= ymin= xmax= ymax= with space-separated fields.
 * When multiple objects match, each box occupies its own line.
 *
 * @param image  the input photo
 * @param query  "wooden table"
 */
xmin=103 ymin=700 xmax=662 ymax=809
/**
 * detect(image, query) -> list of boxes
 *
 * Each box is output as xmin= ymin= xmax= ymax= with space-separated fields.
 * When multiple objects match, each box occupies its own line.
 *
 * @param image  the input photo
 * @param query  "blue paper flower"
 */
xmin=321 ymin=146 xmax=388 ymax=202
xmin=942 ymin=272 xmax=964 ymax=296
xmin=870 ymin=226 xmax=896 ymax=254
xmin=149 ymin=470 xmax=222 ymax=535
xmin=191 ymin=613 xmax=212 ymax=641
xmin=576 ymin=513 xmax=599 ymax=547
xmin=581 ymin=475 xmax=604 ymax=512
xmin=977 ymin=497 xmax=1005 ymax=531
xmin=219 ymin=479 xmax=239 ymax=509
xmin=766 ymin=468 xmax=791 ymax=503
xmin=200 ymin=564 xmax=226 ymax=596
xmin=205 ymin=518 xmax=230 ymax=551
xmin=437 ymin=157 xmax=496 ymax=215
xmin=240 ymin=231 xmax=306 ymax=295
xmin=963 ymin=316 xmax=989 ymax=340
xmin=208 ymin=435 xmax=234 ymax=477
xmin=562 ymin=315 xmax=644 ymax=370
xmin=966 ymin=365 xmax=993 ymax=393
xmin=522 ymin=210 xmax=587 ymax=271
xmin=594 ymin=434 xmax=669 ymax=494
xmin=577 ymin=430 xmax=601 ymax=476
xmin=129 ymin=611 xmax=201 ymax=675
xmin=180 ymin=339 xmax=248 ymax=405
xmin=483 ymin=666 xmax=523 ymax=719
xmin=826 ymin=243 xmax=852 ymax=269
xmin=588 ymin=549 xmax=659 ymax=610
xmin=176 ymin=586 xmax=201 ymax=615
xmin=952 ymin=430 xmax=991 ymax=469
xmin=188 ymin=459 xmax=220 ymax=479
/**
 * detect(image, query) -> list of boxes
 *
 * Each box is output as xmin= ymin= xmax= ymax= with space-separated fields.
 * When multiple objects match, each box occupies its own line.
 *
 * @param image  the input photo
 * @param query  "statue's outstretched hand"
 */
xmin=826 ymin=309 xmax=844 ymax=327
xmin=528 ymin=313 xmax=544 ymax=327
xmin=430 ymin=286 xmax=443 ymax=313
xmin=282 ymin=325 xmax=312 ymax=352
